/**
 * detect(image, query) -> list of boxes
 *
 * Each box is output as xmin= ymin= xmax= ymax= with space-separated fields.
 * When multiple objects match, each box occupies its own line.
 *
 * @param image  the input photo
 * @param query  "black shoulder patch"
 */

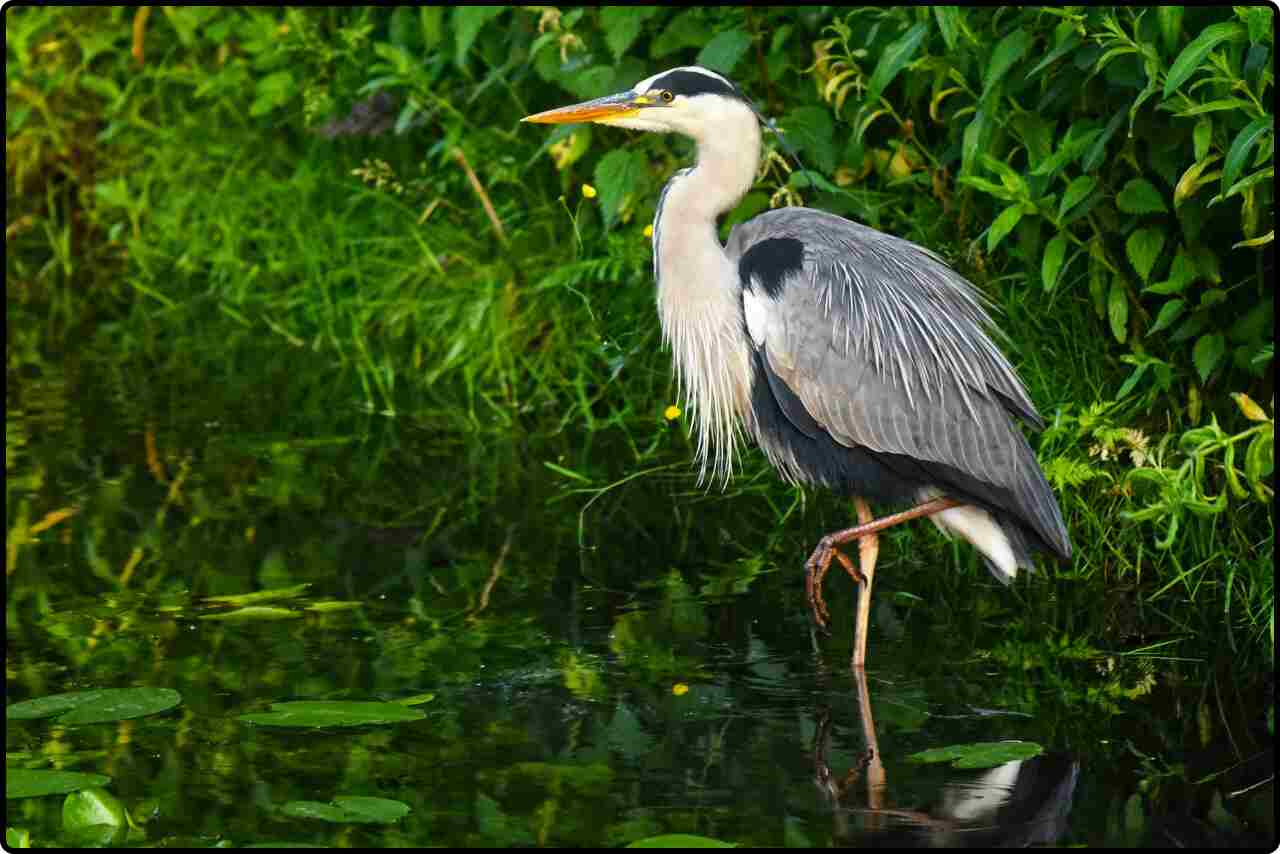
xmin=649 ymin=68 xmax=741 ymax=100
xmin=740 ymin=237 xmax=805 ymax=299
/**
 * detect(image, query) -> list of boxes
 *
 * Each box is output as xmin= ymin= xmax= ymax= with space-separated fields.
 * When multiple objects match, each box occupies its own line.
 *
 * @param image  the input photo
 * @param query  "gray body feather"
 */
xmin=728 ymin=207 xmax=1072 ymax=564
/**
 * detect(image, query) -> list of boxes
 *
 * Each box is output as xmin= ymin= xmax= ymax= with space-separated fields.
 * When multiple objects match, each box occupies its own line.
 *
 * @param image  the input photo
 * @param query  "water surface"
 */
xmin=5 ymin=361 xmax=1272 ymax=847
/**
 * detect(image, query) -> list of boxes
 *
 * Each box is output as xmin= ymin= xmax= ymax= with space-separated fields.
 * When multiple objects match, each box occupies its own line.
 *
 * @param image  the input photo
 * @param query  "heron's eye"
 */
xmin=660 ymin=90 xmax=674 ymax=103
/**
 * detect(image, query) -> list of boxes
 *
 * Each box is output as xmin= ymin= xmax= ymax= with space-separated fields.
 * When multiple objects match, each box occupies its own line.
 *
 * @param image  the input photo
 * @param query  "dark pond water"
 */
xmin=5 ymin=361 xmax=1274 ymax=847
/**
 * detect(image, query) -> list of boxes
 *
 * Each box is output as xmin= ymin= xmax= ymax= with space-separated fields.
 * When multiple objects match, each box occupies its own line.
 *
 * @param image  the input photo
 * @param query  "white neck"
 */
xmin=652 ymin=101 xmax=761 ymax=484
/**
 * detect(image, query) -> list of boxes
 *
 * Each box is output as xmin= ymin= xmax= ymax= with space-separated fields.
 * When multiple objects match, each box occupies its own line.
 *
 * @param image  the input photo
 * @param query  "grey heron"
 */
xmin=524 ymin=66 xmax=1072 ymax=668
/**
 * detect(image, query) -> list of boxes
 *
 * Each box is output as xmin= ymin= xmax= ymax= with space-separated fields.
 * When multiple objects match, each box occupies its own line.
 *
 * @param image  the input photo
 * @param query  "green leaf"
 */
xmin=628 ymin=835 xmax=737 ymax=848
xmin=984 ymin=27 xmax=1032 ymax=94
xmin=1089 ymin=260 xmax=1108 ymax=319
xmin=980 ymin=154 xmax=1029 ymax=197
xmin=1042 ymin=234 xmax=1069 ymax=291
xmin=1116 ymin=178 xmax=1167 ymax=214
xmin=452 ymin=7 xmax=507 ymax=70
xmin=1221 ymin=116 xmax=1271 ymax=198
xmin=389 ymin=7 xmax=417 ymax=48
xmin=1157 ymin=6 xmax=1183 ymax=56
xmin=1245 ymin=428 xmax=1275 ymax=493
xmin=1164 ymin=22 xmax=1245 ymax=97
xmin=1144 ymin=245 xmax=1198 ymax=295
xmin=957 ymin=175 xmax=1018 ymax=201
xmin=987 ymin=205 xmax=1025 ymax=253
xmin=238 ymin=701 xmax=427 ymax=728
xmin=933 ymin=7 xmax=962 ymax=52
xmin=251 ymin=70 xmax=294 ymax=116
xmin=908 ymin=740 xmax=1044 ymax=769
xmin=1116 ymin=362 xmax=1150 ymax=399
xmin=866 ymin=23 xmax=929 ymax=104
xmin=420 ymin=7 xmax=444 ymax=48
xmin=651 ymin=10 xmax=711 ymax=58
xmin=789 ymin=170 xmax=843 ymax=195
xmin=1177 ymin=98 xmax=1254 ymax=116
xmin=1032 ymin=125 xmax=1102 ymax=178
xmin=1027 ymin=30 xmax=1082 ymax=79
xmin=8 ymin=688 xmax=181 ymax=725
xmin=1217 ymin=166 xmax=1274 ymax=202
xmin=1234 ymin=229 xmax=1274 ymax=249
xmin=1058 ymin=175 xmax=1096 ymax=219
xmin=1193 ymin=117 xmax=1212 ymax=161
xmin=1192 ymin=333 xmax=1225 ymax=382
xmin=696 ymin=29 xmax=752 ymax=75
xmin=1147 ymin=299 xmax=1186 ymax=335
xmin=960 ymin=109 xmax=992 ymax=176
xmin=593 ymin=149 xmax=647 ymax=230
xmin=1126 ymin=228 xmax=1165 ymax=282
xmin=1109 ymin=278 xmax=1129 ymax=343
xmin=561 ymin=66 xmax=614 ymax=101
xmin=1240 ymin=5 xmax=1274 ymax=44
xmin=780 ymin=106 xmax=836 ymax=173
xmin=7 ymin=770 xmax=112 ymax=799
xmin=1171 ymin=313 xmax=1208 ymax=343
xmin=62 ymin=788 xmax=126 ymax=831
xmin=282 ymin=796 xmax=411 ymax=824
xmin=1082 ymin=110 xmax=1126 ymax=173
xmin=601 ymin=8 xmax=661 ymax=61
xmin=1174 ymin=154 xmax=1222 ymax=206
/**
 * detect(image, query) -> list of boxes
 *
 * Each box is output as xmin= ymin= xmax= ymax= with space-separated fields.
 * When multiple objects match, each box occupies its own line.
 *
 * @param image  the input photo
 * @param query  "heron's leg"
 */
xmin=804 ymin=496 xmax=962 ymax=637
xmin=851 ymin=497 xmax=878 ymax=669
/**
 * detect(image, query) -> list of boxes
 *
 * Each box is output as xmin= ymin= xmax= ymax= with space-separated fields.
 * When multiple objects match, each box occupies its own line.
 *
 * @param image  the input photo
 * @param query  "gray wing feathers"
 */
xmin=731 ymin=208 xmax=1069 ymax=558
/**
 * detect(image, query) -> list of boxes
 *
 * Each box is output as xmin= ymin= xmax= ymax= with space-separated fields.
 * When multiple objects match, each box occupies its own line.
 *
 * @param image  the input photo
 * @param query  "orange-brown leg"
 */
xmin=851 ymin=498 xmax=879 ymax=669
xmin=804 ymin=496 xmax=962 ymax=666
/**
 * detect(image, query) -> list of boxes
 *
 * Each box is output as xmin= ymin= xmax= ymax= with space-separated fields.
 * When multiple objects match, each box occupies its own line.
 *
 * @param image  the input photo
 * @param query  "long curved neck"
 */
xmin=651 ymin=103 xmax=761 ymax=484
xmin=653 ymin=104 xmax=761 ymax=286
xmin=661 ymin=108 xmax=762 ymax=230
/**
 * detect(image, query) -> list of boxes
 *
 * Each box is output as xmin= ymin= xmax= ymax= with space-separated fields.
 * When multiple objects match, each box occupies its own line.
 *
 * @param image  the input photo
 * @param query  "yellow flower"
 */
xmin=664 ymin=405 xmax=681 ymax=421
xmin=643 ymin=224 xmax=654 ymax=238
xmin=672 ymin=683 xmax=689 ymax=696
xmin=582 ymin=184 xmax=597 ymax=198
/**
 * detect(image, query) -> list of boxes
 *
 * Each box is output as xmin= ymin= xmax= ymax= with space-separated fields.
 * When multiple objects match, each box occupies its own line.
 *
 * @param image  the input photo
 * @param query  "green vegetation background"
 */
xmin=6 ymin=6 xmax=1273 ymax=667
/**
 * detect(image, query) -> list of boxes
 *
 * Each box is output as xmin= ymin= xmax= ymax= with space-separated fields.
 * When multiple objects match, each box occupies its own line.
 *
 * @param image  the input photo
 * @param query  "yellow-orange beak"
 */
xmin=522 ymin=91 xmax=648 ymax=124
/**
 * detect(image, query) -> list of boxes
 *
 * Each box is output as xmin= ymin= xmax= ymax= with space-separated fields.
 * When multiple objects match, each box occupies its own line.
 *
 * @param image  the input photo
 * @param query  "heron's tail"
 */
xmin=928 ymin=504 xmax=1045 ymax=584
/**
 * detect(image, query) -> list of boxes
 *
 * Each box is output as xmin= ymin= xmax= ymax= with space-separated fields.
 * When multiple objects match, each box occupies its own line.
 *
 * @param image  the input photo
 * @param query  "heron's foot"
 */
xmin=805 ymin=537 xmax=865 ymax=633
xmin=832 ymin=548 xmax=866 ymax=586
xmin=804 ymin=537 xmax=835 ymax=633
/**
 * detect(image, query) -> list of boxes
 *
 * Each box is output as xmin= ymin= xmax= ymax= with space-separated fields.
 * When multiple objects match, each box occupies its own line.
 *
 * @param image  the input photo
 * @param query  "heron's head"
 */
xmin=522 ymin=66 xmax=759 ymax=143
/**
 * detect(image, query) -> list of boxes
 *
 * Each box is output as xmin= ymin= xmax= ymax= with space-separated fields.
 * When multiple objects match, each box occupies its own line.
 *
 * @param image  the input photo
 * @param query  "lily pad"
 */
xmin=62 ymin=787 xmax=127 ymax=830
xmin=908 ymin=740 xmax=1044 ymax=769
xmin=281 ymin=796 xmax=411 ymax=824
xmin=198 ymin=605 xmax=301 ymax=621
xmin=628 ymin=835 xmax=737 ymax=848
xmin=238 ymin=701 xmax=427 ymax=728
xmin=203 ymin=583 xmax=312 ymax=605
xmin=7 ymin=688 xmax=181 ymax=725
xmin=303 ymin=600 xmax=363 ymax=613
xmin=7 ymin=770 xmax=112 ymax=799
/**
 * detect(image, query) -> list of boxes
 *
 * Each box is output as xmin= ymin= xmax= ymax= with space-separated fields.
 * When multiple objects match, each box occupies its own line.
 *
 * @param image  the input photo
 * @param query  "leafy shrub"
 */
xmin=5 ymin=6 xmax=1273 ymax=659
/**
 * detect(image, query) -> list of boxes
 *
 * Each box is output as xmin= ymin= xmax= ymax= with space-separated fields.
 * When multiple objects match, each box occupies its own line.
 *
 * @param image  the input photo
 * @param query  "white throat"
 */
xmin=652 ymin=101 xmax=761 ymax=485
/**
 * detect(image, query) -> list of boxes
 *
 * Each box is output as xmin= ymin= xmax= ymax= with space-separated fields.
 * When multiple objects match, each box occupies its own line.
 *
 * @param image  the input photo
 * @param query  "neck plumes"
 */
xmin=653 ymin=104 xmax=761 ymax=485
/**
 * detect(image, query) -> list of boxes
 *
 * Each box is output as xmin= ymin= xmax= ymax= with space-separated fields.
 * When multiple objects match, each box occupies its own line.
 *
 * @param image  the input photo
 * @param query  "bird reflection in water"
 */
xmin=811 ymin=666 xmax=1079 ymax=846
